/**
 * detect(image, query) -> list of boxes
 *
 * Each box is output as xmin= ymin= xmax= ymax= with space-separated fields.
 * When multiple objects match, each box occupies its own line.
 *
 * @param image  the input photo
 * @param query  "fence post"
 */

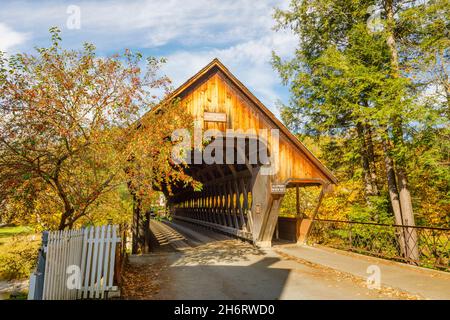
xmin=28 ymin=231 xmax=48 ymax=300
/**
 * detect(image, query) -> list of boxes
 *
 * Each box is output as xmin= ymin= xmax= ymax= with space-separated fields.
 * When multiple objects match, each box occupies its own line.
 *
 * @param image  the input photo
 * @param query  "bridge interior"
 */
xmin=162 ymin=136 xmax=329 ymax=247
xmin=165 ymin=136 xmax=268 ymax=242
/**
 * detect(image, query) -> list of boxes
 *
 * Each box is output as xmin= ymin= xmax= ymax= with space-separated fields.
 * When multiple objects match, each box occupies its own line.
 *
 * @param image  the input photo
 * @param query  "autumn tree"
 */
xmin=125 ymin=98 xmax=196 ymax=253
xmin=0 ymin=28 xmax=194 ymax=231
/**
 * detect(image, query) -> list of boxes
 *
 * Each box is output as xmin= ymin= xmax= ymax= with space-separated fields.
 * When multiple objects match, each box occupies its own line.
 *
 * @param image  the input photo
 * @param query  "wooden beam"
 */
xmin=240 ymin=177 xmax=252 ymax=233
xmin=234 ymin=178 xmax=246 ymax=231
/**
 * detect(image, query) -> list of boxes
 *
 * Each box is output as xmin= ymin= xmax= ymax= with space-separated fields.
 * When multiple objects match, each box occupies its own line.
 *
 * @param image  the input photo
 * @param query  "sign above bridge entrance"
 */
xmin=204 ymin=112 xmax=227 ymax=122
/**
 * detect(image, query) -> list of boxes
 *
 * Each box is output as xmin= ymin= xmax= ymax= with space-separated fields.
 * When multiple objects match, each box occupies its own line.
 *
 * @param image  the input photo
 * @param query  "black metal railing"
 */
xmin=307 ymin=219 xmax=450 ymax=272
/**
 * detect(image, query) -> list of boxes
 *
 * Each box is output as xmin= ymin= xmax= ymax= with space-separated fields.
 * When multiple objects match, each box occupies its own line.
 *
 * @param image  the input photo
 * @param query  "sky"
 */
xmin=0 ymin=0 xmax=297 ymax=118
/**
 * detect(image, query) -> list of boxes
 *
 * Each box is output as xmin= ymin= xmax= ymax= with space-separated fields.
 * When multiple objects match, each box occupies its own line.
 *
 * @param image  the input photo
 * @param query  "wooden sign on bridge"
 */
xmin=204 ymin=111 xmax=227 ymax=122
xmin=271 ymin=184 xmax=287 ymax=195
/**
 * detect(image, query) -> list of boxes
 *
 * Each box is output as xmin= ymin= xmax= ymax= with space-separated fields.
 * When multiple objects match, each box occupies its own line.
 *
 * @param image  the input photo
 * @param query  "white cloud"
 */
xmin=0 ymin=23 xmax=28 ymax=52
xmin=0 ymin=0 xmax=286 ymax=49
xmin=0 ymin=0 xmax=296 ymax=117
xmin=162 ymin=30 xmax=296 ymax=116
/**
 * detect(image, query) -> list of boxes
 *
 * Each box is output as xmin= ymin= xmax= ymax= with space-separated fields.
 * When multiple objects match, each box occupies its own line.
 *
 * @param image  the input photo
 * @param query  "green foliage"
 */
xmin=279 ymin=186 xmax=321 ymax=217
xmin=0 ymin=235 xmax=39 ymax=280
xmin=273 ymin=0 xmax=449 ymax=226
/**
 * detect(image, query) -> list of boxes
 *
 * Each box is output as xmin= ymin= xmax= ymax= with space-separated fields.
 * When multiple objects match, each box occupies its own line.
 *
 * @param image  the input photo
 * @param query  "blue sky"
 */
xmin=0 ymin=0 xmax=297 ymax=118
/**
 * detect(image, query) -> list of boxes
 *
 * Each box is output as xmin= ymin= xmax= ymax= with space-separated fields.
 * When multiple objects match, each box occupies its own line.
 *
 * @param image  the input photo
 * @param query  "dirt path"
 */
xmin=121 ymin=220 xmax=419 ymax=300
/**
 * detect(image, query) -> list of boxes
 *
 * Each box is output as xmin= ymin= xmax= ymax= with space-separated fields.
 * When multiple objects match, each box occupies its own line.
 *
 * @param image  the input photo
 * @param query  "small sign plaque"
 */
xmin=204 ymin=112 xmax=227 ymax=122
xmin=271 ymin=184 xmax=286 ymax=195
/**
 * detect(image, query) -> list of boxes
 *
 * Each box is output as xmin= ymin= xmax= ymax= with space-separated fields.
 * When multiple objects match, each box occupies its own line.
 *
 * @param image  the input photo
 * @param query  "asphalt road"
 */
xmin=123 ymin=219 xmax=418 ymax=300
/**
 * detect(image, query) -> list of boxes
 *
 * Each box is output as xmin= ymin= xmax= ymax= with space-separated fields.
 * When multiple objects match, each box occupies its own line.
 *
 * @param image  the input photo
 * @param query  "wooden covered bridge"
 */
xmin=150 ymin=59 xmax=337 ymax=247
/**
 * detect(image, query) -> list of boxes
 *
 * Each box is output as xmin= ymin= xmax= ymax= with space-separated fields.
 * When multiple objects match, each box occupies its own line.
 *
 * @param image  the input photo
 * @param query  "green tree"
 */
xmin=273 ymin=0 xmax=449 ymax=260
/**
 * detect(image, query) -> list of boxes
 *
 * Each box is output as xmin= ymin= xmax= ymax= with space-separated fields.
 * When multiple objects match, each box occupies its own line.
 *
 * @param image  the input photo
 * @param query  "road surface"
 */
xmin=122 ymin=219 xmax=420 ymax=300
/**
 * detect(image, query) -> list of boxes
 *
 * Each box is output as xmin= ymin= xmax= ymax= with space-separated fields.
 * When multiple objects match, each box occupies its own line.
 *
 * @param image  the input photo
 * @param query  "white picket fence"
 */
xmin=78 ymin=225 xmax=120 ymax=299
xmin=31 ymin=225 xmax=121 ymax=300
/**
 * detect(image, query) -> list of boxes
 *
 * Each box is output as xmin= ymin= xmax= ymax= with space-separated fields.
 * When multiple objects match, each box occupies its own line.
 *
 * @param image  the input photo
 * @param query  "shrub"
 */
xmin=0 ymin=235 xmax=40 ymax=280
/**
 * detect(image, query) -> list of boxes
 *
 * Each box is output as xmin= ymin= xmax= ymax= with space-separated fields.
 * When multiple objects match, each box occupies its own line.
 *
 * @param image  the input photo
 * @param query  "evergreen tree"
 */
xmin=273 ymin=0 xmax=449 ymax=261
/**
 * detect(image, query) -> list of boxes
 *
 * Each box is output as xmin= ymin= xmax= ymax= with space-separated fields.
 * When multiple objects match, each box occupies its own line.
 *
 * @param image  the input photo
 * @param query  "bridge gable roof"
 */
xmin=165 ymin=58 xmax=337 ymax=184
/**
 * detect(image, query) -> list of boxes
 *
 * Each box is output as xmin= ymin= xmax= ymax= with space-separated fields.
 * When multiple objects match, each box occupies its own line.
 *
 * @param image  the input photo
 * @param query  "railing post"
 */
xmin=348 ymin=225 xmax=352 ymax=248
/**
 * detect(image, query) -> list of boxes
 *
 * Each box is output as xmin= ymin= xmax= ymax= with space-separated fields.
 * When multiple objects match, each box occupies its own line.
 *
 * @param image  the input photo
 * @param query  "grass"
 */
xmin=0 ymin=225 xmax=33 ymax=245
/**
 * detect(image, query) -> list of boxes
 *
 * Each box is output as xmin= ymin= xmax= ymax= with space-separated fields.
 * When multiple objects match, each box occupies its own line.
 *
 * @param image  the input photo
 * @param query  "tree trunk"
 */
xmin=382 ymin=138 xmax=407 ymax=257
xmin=141 ymin=210 xmax=151 ymax=253
xmin=357 ymin=123 xmax=377 ymax=200
xmin=58 ymin=208 xmax=74 ymax=230
xmin=384 ymin=0 xmax=419 ymax=263
xmin=58 ymin=215 xmax=67 ymax=230
xmin=396 ymin=167 xmax=419 ymax=262
xmin=365 ymin=124 xmax=380 ymax=196
xmin=131 ymin=195 xmax=141 ymax=254
xmin=392 ymin=119 xmax=419 ymax=261
xmin=384 ymin=0 xmax=400 ymax=76
xmin=440 ymin=50 xmax=450 ymax=117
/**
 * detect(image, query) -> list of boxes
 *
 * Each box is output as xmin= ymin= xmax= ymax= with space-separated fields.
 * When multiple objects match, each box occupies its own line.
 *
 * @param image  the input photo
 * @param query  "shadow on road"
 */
xmin=173 ymin=239 xmax=265 ymax=265
xmin=159 ymin=256 xmax=290 ymax=300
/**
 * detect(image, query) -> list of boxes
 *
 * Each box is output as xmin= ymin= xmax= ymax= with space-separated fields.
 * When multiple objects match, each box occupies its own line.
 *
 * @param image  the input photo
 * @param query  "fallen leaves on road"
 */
xmin=121 ymin=255 xmax=170 ymax=300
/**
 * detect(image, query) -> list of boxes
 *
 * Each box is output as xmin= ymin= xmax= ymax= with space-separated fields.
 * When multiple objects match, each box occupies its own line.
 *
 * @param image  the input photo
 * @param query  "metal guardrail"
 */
xmin=307 ymin=219 xmax=450 ymax=272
